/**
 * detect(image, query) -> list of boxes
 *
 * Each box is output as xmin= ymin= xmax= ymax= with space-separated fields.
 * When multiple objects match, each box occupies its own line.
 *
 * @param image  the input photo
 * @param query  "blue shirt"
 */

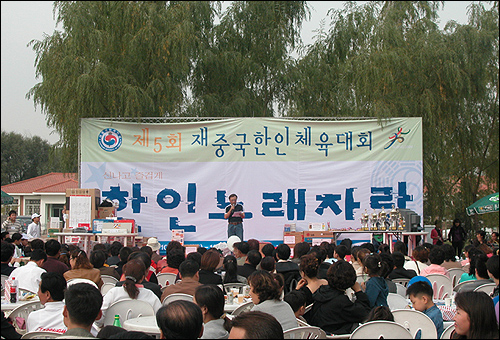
xmin=423 ymin=304 xmax=444 ymax=338
xmin=365 ymin=276 xmax=389 ymax=308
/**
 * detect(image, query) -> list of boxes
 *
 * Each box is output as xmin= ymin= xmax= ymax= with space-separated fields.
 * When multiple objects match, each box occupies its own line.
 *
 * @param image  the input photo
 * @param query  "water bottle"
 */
xmin=9 ymin=277 xmax=18 ymax=303
xmin=113 ymin=314 xmax=121 ymax=327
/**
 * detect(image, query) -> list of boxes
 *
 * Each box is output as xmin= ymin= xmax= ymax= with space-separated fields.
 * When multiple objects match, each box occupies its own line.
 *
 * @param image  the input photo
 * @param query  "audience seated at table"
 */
xmin=420 ymin=246 xmax=450 ymax=278
xmin=105 ymin=241 xmax=122 ymax=266
xmin=222 ymin=255 xmax=247 ymax=285
xmin=90 ymin=249 xmax=120 ymax=280
xmin=64 ymin=249 xmax=103 ymax=289
xmin=160 ymin=260 xmax=201 ymax=302
xmin=388 ymin=251 xmax=417 ymax=280
xmin=115 ymin=253 xmax=162 ymax=300
xmin=291 ymin=242 xmax=310 ymax=265
xmin=404 ymin=245 xmax=429 ymax=275
xmin=248 ymin=270 xmax=298 ymax=331
xmin=406 ymin=280 xmax=444 ymax=338
xmin=259 ymin=255 xmax=276 ymax=273
xmin=455 ymin=252 xmax=493 ymax=293
xmin=452 ymin=291 xmax=498 ymax=339
xmin=283 ymin=289 xmax=307 ymax=321
xmin=8 ymin=249 xmax=47 ymax=293
xmin=194 ymin=284 xmax=230 ymax=339
xmin=199 ymin=250 xmax=223 ymax=285
xmin=1 ymin=241 xmax=16 ymax=276
xmin=156 ymin=240 xmax=183 ymax=273
xmin=159 ymin=248 xmax=185 ymax=275
xmin=306 ymin=260 xmax=371 ymax=335
xmin=27 ymin=272 xmax=67 ymax=334
xmin=96 ymin=259 xmax=161 ymax=328
xmin=440 ymin=243 xmax=463 ymax=270
xmin=115 ymin=246 xmax=133 ymax=277
xmin=41 ymin=239 xmax=70 ymax=276
xmin=126 ymin=251 xmax=159 ymax=285
xmin=1 ymin=311 xmax=21 ymax=339
xmin=459 ymin=247 xmax=486 ymax=283
xmin=229 ymin=311 xmax=284 ymax=339
xmin=362 ymin=253 xmax=389 ymax=308
xmin=232 ymin=242 xmax=249 ymax=266
xmin=59 ymin=282 xmax=103 ymax=339
xmin=156 ymin=300 xmax=204 ymax=339
xmin=295 ymin=254 xmax=328 ymax=306
xmin=237 ymin=250 xmax=261 ymax=279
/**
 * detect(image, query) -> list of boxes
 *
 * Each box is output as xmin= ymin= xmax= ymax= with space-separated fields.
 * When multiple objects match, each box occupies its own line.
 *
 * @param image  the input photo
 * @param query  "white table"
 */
xmin=123 ymin=315 xmax=160 ymax=338
xmin=1 ymin=296 xmax=40 ymax=314
xmin=224 ymin=298 xmax=252 ymax=313
xmin=54 ymin=232 xmax=96 ymax=254
xmin=96 ymin=233 xmax=138 ymax=247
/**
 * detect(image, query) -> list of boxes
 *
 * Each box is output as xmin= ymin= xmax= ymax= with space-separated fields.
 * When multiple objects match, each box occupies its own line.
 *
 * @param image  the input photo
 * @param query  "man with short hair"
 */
xmin=233 ymin=241 xmax=249 ymax=266
xmin=42 ymin=239 xmax=70 ymax=275
xmin=237 ymin=250 xmax=261 ymax=278
xmin=160 ymin=260 xmax=201 ymax=302
xmin=224 ymin=193 xmax=245 ymax=241
xmin=0 ymin=241 xmax=16 ymax=276
xmin=275 ymin=244 xmax=301 ymax=294
xmin=156 ymin=300 xmax=204 ymax=339
xmin=229 ymin=311 xmax=284 ymax=339
xmin=27 ymin=213 xmax=42 ymax=240
xmin=59 ymin=283 xmax=103 ymax=339
xmin=1 ymin=210 xmax=22 ymax=235
xmin=8 ymin=249 xmax=47 ymax=293
xmin=10 ymin=233 xmax=24 ymax=261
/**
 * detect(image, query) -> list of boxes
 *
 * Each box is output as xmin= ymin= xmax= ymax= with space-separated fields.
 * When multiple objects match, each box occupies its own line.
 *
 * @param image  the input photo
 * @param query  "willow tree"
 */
xmin=27 ymin=1 xmax=217 ymax=171
xmin=286 ymin=1 xmax=499 ymax=228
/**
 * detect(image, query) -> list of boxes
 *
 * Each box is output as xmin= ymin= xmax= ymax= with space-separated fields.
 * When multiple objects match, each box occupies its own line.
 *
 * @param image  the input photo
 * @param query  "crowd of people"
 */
xmin=1 ymin=225 xmax=499 ymax=339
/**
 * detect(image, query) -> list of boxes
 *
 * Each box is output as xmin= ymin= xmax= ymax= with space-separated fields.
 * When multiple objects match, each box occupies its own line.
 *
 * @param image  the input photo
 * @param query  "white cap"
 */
xmin=31 ymin=213 xmax=41 ymax=219
xmin=146 ymin=237 xmax=160 ymax=252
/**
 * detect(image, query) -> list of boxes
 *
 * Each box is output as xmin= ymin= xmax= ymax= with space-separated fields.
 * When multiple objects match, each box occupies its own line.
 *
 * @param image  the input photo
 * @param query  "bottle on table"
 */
xmin=113 ymin=314 xmax=121 ymax=327
xmin=9 ymin=277 xmax=18 ymax=303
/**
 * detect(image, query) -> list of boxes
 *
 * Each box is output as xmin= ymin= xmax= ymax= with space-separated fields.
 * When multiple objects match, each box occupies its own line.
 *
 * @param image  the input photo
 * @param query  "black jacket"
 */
xmin=276 ymin=261 xmax=301 ymax=294
xmin=306 ymin=285 xmax=371 ymax=335
xmin=388 ymin=267 xmax=417 ymax=280
xmin=237 ymin=263 xmax=257 ymax=278
xmin=198 ymin=269 xmax=223 ymax=285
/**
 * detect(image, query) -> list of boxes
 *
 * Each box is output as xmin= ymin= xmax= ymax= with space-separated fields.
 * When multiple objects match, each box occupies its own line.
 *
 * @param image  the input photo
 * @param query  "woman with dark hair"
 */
xmin=441 ymin=243 xmax=463 ymax=270
xmin=404 ymin=245 xmax=429 ymax=275
xmin=90 ymin=250 xmax=120 ymax=280
xmin=198 ymin=250 xmax=223 ymax=285
xmin=292 ymin=242 xmax=310 ymax=264
xmin=194 ymin=285 xmax=231 ymax=339
xmin=448 ymin=219 xmax=467 ymax=258
xmin=295 ymin=254 xmax=328 ymax=306
xmin=452 ymin=291 xmax=498 ymax=339
xmin=64 ymin=249 xmax=104 ymax=288
xmin=306 ymin=260 xmax=371 ymax=335
xmin=459 ymin=248 xmax=486 ymax=283
xmin=160 ymin=248 xmax=185 ymax=275
xmin=222 ymin=255 xmax=247 ymax=285
xmin=248 ymin=270 xmax=298 ymax=331
xmin=96 ymin=259 xmax=161 ymax=327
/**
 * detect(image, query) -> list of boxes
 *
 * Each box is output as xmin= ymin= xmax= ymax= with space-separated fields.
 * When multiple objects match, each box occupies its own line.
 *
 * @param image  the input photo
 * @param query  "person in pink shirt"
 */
xmin=420 ymin=246 xmax=450 ymax=278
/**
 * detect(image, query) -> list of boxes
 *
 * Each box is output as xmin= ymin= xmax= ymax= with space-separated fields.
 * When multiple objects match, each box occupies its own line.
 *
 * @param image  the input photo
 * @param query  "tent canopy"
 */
xmin=466 ymin=192 xmax=499 ymax=216
xmin=1 ymin=190 xmax=14 ymax=205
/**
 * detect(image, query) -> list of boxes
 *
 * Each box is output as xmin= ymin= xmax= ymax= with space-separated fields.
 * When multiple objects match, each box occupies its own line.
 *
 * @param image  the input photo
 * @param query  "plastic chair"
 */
xmin=440 ymin=324 xmax=455 ymax=339
xmin=66 ymin=278 xmax=98 ymax=289
xmin=304 ymin=303 xmax=314 ymax=314
xmin=473 ymin=282 xmax=496 ymax=295
xmin=102 ymin=299 xmax=155 ymax=326
xmin=392 ymin=308 xmax=438 ymax=339
xmin=230 ymin=301 xmax=254 ymax=316
xmin=156 ymin=273 xmax=177 ymax=288
xmin=387 ymin=293 xmax=410 ymax=311
xmin=395 ymin=283 xmax=407 ymax=297
xmin=349 ymin=320 xmax=413 ymax=339
xmin=284 ymin=326 xmax=327 ymax=339
xmin=356 ymin=274 xmax=369 ymax=286
xmin=296 ymin=318 xmax=310 ymax=327
xmin=21 ymin=331 xmax=62 ymax=339
xmin=425 ymin=274 xmax=452 ymax=299
xmin=1 ymin=274 xmax=8 ymax=291
xmin=100 ymin=275 xmax=119 ymax=285
xmin=222 ymin=282 xmax=248 ymax=294
xmin=8 ymin=301 xmax=44 ymax=335
xmin=100 ymin=282 xmax=116 ymax=295
xmin=161 ymin=293 xmax=194 ymax=305
xmin=391 ymin=278 xmax=410 ymax=287
xmin=447 ymin=268 xmax=465 ymax=288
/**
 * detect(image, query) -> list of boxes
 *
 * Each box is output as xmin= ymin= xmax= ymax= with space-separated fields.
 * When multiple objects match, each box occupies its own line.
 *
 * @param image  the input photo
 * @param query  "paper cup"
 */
xmin=444 ymin=297 xmax=452 ymax=306
xmin=238 ymin=294 xmax=244 ymax=304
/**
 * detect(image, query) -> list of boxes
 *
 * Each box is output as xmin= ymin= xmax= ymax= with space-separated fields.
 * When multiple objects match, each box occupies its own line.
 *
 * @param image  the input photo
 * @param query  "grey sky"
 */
xmin=1 ymin=1 xmax=479 ymax=145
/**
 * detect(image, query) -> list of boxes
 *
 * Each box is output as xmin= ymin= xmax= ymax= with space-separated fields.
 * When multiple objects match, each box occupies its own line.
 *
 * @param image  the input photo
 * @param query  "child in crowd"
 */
xmin=283 ymin=290 xmax=307 ymax=322
xmin=364 ymin=306 xmax=394 ymax=322
xmin=362 ymin=253 xmax=389 ymax=308
xmin=406 ymin=280 xmax=443 ymax=338
xmin=334 ymin=245 xmax=348 ymax=262
xmin=355 ymin=248 xmax=371 ymax=276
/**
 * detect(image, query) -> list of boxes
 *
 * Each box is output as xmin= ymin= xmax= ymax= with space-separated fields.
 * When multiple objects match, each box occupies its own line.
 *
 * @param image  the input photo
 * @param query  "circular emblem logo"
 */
xmin=98 ymin=128 xmax=122 ymax=152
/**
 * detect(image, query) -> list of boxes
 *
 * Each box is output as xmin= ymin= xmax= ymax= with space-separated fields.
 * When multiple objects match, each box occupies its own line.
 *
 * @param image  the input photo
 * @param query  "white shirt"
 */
xmin=404 ymin=260 xmax=429 ymax=275
xmin=27 ymin=222 xmax=41 ymax=239
xmin=8 ymin=261 xmax=46 ymax=293
xmin=96 ymin=285 xmax=162 ymax=327
xmin=27 ymin=301 xmax=67 ymax=334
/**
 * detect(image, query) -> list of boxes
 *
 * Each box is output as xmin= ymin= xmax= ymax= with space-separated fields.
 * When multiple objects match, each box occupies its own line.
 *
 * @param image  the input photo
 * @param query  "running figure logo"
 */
xmin=384 ymin=127 xmax=411 ymax=150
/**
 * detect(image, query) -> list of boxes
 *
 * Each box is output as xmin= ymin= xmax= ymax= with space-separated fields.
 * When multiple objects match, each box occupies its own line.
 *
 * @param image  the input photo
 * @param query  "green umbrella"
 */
xmin=1 ymin=190 xmax=14 ymax=205
xmin=466 ymin=192 xmax=499 ymax=216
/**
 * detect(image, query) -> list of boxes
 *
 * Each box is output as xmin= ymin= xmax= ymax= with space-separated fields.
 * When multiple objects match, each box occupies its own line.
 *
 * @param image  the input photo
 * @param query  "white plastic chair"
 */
xmin=8 ymin=301 xmax=44 ymax=335
xmin=161 ymin=293 xmax=194 ymax=305
xmin=102 ymin=299 xmax=155 ymax=326
xmin=100 ymin=282 xmax=116 ymax=295
xmin=349 ymin=320 xmax=413 ymax=339
xmin=66 ymin=278 xmax=98 ymax=289
xmin=1 ymin=274 xmax=8 ymax=291
xmin=283 ymin=326 xmax=327 ymax=339
xmin=222 ymin=282 xmax=248 ymax=294
xmin=100 ymin=275 xmax=119 ymax=285
xmin=473 ymin=282 xmax=496 ymax=295
xmin=21 ymin=331 xmax=62 ymax=339
xmin=156 ymin=273 xmax=177 ymax=288
xmin=387 ymin=293 xmax=410 ymax=310
xmin=296 ymin=318 xmax=310 ymax=327
xmin=447 ymin=268 xmax=465 ymax=288
xmin=440 ymin=324 xmax=455 ymax=339
xmin=356 ymin=274 xmax=369 ymax=286
xmin=391 ymin=278 xmax=410 ymax=287
xmin=230 ymin=301 xmax=254 ymax=316
xmin=425 ymin=274 xmax=452 ymax=299
xmin=392 ymin=308 xmax=438 ymax=339
xmin=395 ymin=283 xmax=407 ymax=297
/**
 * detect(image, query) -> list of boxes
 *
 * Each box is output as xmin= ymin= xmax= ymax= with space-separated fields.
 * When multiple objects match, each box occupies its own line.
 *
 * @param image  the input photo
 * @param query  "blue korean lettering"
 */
xmin=187 ymin=183 xmax=196 ymax=213
xmin=397 ymin=182 xmax=412 ymax=209
xmin=356 ymin=131 xmax=372 ymax=150
xmin=336 ymin=131 xmax=353 ymax=151
xmin=102 ymin=185 xmax=129 ymax=211
xmin=192 ymin=127 xmax=208 ymax=146
xmin=208 ymin=190 xmax=253 ymax=219
xmin=131 ymin=183 xmax=147 ymax=213
xmin=262 ymin=192 xmax=284 ymax=217
xmin=287 ymin=189 xmax=306 ymax=220
xmin=169 ymin=217 xmax=196 ymax=232
xmin=315 ymin=132 xmax=333 ymax=156
xmin=212 ymin=134 xmax=230 ymax=158
xmin=233 ymin=133 xmax=251 ymax=157
xmin=344 ymin=188 xmax=360 ymax=220
xmin=315 ymin=194 xmax=342 ymax=216
xmin=295 ymin=127 xmax=311 ymax=146
xmin=370 ymin=187 xmax=393 ymax=209
xmin=157 ymin=188 xmax=181 ymax=210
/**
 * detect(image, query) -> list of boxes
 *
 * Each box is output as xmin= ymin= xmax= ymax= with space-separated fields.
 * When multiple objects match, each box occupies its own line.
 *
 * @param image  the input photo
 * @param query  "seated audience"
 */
xmin=194 ymin=284 xmax=231 ymax=339
xmin=292 ymin=242 xmax=310 ymax=265
xmin=90 ymin=250 xmax=120 ymax=280
xmin=452 ymin=291 xmax=498 ymax=339
xmin=97 ymin=326 xmax=127 ymax=339
xmin=460 ymin=244 xmax=475 ymax=267
xmin=161 ymin=260 xmax=201 ymax=302
xmin=406 ymin=280 xmax=443 ymax=338
xmin=455 ymin=252 xmax=493 ymax=293
xmin=1 ymin=311 xmax=21 ymax=339
xmin=283 ymin=290 xmax=307 ymax=321
xmin=420 ymin=246 xmax=449 ymax=277
xmin=364 ymin=306 xmax=394 ymax=322
xmin=379 ymin=252 xmax=397 ymax=293
xmin=393 ymin=240 xmax=411 ymax=261
xmin=237 ymin=249 xmax=261 ymax=279
xmin=355 ymin=248 xmax=371 ymax=276
xmin=459 ymin=248 xmax=485 ymax=283
xmin=404 ymin=245 xmax=429 ymax=275
xmin=145 ymin=238 xmax=162 ymax=264
xmin=8 ymin=249 xmax=47 ymax=293
xmin=126 ymin=251 xmax=159 ymax=285
xmin=156 ymin=300 xmax=204 ymax=339
xmin=306 ymin=260 xmax=371 ymax=335
xmin=222 ymin=255 xmax=247 ymax=285
xmin=309 ymin=246 xmax=331 ymax=280
xmin=140 ymin=245 xmax=157 ymax=271
xmin=1 ymin=241 xmax=16 ymax=276
xmin=58 ymin=244 xmax=71 ymax=268
xmin=486 ymin=255 xmax=499 ymax=301
xmin=186 ymin=251 xmax=202 ymax=267
xmin=59 ymin=283 xmax=103 ymax=339
xmin=261 ymin=243 xmax=276 ymax=259
xmin=107 ymin=331 xmax=154 ymax=339
xmin=247 ymin=239 xmax=260 ymax=252
xmin=160 ymin=248 xmax=185 ymax=275
xmin=106 ymin=241 xmax=122 ymax=266
xmin=199 ymin=250 xmax=223 ymax=285
xmin=388 ymin=251 xmax=417 ymax=280
xmin=97 ymin=259 xmax=162 ymax=327
xmin=64 ymin=249 xmax=103 ymax=289
xmin=228 ymin=311 xmax=284 ymax=339
xmin=440 ymin=243 xmax=463 ymax=270
xmin=274 ymin=244 xmax=301 ymax=294
xmin=248 ymin=270 xmax=298 ymax=331
xmin=260 ymin=255 xmax=276 ymax=273
xmin=295 ymin=254 xmax=328 ymax=306
xmin=321 ymin=241 xmax=336 ymax=264
xmin=115 ymin=253 xmax=162 ymax=300
xmin=41 ymin=239 xmax=70 ymax=275
xmin=362 ymin=253 xmax=389 ymax=308
xmin=156 ymin=240 xmax=184 ymax=273
xmin=350 ymin=246 xmax=362 ymax=272
xmin=27 ymin=272 xmax=67 ymax=334
xmin=334 ymin=245 xmax=348 ymax=262
xmin=233 ymin=241 xmax=249 ymax=266
xmin=115 ymin=246 xmax=133 ymax=276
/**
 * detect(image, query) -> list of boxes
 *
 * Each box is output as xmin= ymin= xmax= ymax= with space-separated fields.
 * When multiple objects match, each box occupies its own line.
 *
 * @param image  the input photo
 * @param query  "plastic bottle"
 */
xmin=9 ymin=277 xmax=18 ymax=303
xmin=113 ymin=314 xmax=121 ymax=327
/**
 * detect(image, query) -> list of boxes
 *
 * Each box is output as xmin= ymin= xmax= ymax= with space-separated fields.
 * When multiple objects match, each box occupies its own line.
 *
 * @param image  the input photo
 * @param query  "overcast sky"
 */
xmin=1 ymin=1 xmax=480 ymax=145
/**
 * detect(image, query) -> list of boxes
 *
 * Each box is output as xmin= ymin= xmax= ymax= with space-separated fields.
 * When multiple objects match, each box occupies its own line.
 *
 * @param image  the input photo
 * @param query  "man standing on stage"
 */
xmin=224 ymin=193 xmax=245 ymax=241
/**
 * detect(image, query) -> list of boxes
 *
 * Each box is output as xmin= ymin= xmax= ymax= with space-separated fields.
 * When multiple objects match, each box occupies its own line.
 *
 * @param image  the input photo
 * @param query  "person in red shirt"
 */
xmin=430 ymin=220 xmax=444 ymax=246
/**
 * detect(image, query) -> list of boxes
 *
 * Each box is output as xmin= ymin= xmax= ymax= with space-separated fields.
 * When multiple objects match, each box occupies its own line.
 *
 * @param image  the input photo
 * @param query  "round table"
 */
xmin=1 ymin=296 xmax=40 ymax=315
xmin=123 ymin=315 xmax=160 ymax=336
xmin=224 ymin=297 xmax=252 ymax=313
